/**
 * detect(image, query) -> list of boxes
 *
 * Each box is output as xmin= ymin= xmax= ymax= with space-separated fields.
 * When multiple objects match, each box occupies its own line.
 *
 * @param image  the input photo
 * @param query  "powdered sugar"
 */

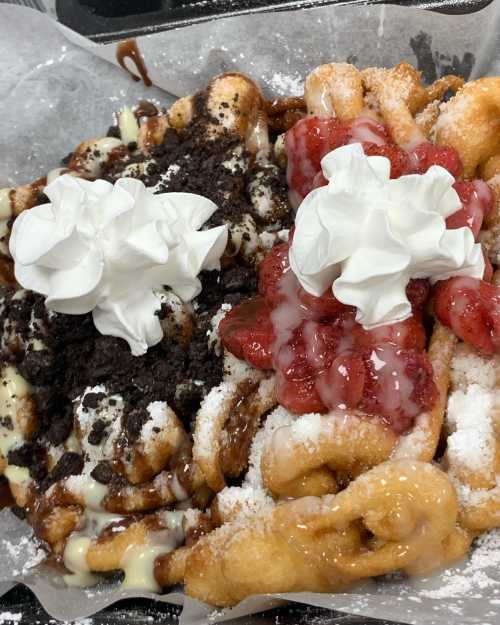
xmin=288 ymin=412 xmax=323 ymax=452
xmin=193 ymin=381 xmax=236 ymax=460
xmin=450 ymin=344 xmax=498 ymax=391
xmin=0 ymin=613 xmax=22 ymax=625
xmin=267 ymin=72 xmax=304 ymax=96
xmin=447 ymin=384 xmax=495 ymax=472
xmin=421 ymin=530 xmax=500 ymax=599
xmin=207 ymin=303 xmax=232 ymax=355
xmin=1 ymin=533 xmax=45 ymax=577
xmin=141 ymin=401 xmax=174 ymax=455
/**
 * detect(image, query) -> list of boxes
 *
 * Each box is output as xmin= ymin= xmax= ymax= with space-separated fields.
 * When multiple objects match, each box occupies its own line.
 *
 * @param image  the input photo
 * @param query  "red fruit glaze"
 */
xmin=363 ymin=143 xmax=410 ymax=179
xmin=360 ymin=346 xmax=437 ymax=434
xmin=446 ymin=180 xmax=494 ymax=239
xmin=284 ymin=116 xmax=392 ymax=208
xmin=258 ymin=242 xmax=290 ymax=304
xmin=221 ymin=239 xmax=437 ymax=432
xmin=434 ymin=277 xmax=500 ymax=355
xmin=409 ymin=142 xmax=463 ymax=178
xmin=219 ymin=297 xmax=274 ymax=369
xmin=285 ymin=116 xmax=352 ymax=207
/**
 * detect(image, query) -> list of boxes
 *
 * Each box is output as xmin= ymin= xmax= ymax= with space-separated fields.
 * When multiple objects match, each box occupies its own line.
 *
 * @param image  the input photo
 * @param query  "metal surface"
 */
xmin=53 ymin=0 xmax=493 ymax=42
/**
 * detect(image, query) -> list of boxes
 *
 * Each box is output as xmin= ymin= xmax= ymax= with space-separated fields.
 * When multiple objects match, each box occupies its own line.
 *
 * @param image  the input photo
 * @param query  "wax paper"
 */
xmin=1 ymin=2 xmax=500 ymax=623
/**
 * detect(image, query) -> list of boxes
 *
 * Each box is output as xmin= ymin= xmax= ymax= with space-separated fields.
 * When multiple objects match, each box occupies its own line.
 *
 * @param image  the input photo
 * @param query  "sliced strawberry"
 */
xmin=353 ymin=316 xmax=426 ymax=352
xmin=363 ymin=143 xmax=410 ymax=179
xmin=276 ymin=372 xmax=325 ymax=415
xmin=311 ymin=170 xmax=328 ymax=191
xmin=219 ymin=297 xmax=274 ymax=369
xmin=298 ymin=287 xmax=352 ymax=322
xmin=446 ymin=180 xmax=494 ymax=239
xmin=316 ymin=351 xmax=365 ymax=410
xmin=360 ymin=346 xmax=437 ymax=433
xmin=274 ymin=330 xmax=326 ymax=413
xmin=434 ymin=277 xmax=500 ymax=355
xmin=409 ymin=143 xmax=463 ymax=178
xmin=406 ymin=278 xmax=430 ymax=314
xmin=258 ymin=242 xmax=290 ymax=304
xmin=300 ymin=320 xmax=344 ymax=372
xmin=285 ymin=116 xmax=352 ymax=206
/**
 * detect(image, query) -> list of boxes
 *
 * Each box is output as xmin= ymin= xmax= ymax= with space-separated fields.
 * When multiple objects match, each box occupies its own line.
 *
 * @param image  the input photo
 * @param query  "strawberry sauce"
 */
xmin=221 ymin=115 xmax=497 ymax=432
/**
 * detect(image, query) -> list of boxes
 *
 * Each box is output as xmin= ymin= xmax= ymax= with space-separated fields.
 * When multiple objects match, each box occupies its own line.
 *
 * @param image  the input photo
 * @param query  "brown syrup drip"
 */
xmin=116 ymin=39 xmax=152 ymax=87
xmin=0 ymin=480 xmax=14 ymax=509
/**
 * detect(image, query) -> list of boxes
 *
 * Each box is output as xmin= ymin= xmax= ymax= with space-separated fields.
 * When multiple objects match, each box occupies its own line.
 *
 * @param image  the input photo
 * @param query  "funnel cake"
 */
xmin=0 ymin=73 xmax=284 ymax=587
xmin=1 ymin=62 xmax=500 ymax=606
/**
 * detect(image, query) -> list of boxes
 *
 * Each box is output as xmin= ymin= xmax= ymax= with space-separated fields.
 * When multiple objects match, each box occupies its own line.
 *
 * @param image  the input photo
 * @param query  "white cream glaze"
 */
xmin=118 ymin=107 xmax=139 ymax=145
xmin=0 ymin=366 xmax=32 ymax=457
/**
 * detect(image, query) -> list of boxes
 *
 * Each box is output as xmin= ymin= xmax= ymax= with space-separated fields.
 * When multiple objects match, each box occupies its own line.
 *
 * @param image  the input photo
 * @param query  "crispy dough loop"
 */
xmin=305 ymin=63 xmax=364 ymax=119
xmin=173 ymin=461 xmax=459 ymax=607
xmin=193 ymin=369 xmax=277 ymax=493
xmin=361 ymin=63 xmax=428 ymax=148
xmin=436 ymin=77 xmax=500 ymax=178
xmin=392 ymin=322 xmax=457 ymax=462
xmin=261 ymin=411 xmax=397 ymax=499
xmin=0 ymin=365 xmax=37 ymax=508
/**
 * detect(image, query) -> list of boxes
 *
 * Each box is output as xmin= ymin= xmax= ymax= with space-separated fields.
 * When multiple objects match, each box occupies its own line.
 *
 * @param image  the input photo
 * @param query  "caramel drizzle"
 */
xmin=116 ymin=39 xmax=152 ymax=87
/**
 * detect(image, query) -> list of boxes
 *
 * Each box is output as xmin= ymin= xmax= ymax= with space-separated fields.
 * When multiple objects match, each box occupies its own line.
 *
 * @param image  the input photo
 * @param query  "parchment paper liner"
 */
xmin=1 ymin=3 xmax=500 ymax=623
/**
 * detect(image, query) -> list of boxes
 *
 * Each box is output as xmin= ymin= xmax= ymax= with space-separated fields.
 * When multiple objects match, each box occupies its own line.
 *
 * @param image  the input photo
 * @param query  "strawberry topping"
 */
xmin=221 ymin=114 xmax=496 ymax=431
xmin=221 ymin=241 xmax=437 ymax=432
xmin=363 ymin=143 xmax=410 ymax=179
xmin=219 ymin=297 xmax=274 ymax=369
xmin=408 ymin=142 xmax=463 ymax=178
xmin=434 ymin=277 xmax=500 ymax=355
xmin=446 ymin=180 xmax=494 ymax=239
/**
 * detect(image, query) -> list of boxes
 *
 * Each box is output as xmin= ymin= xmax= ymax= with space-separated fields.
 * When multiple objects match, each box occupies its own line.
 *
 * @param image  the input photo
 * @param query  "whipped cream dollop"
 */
xmin=289 ymin=143 xmax=484 ymax=328
xmin=10 ymin=175 xmax=227 ymax=355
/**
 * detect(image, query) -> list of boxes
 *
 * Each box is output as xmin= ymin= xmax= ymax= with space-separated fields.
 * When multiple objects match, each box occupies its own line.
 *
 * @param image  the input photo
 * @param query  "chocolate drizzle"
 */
xmin=116 ymin=39 xmax=152 ymax=87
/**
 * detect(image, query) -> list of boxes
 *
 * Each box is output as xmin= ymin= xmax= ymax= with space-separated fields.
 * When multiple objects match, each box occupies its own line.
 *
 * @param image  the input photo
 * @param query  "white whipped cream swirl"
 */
xmin=10 ymin=175 xmax=228 ymax=355
xmin=289 ymin=143 xmax=484 ymax=328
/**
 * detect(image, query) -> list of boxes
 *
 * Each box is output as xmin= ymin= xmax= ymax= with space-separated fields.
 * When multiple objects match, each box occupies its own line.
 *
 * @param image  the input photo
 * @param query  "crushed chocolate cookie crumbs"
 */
xmin=91 ymin=461 xmax=114 ymax=485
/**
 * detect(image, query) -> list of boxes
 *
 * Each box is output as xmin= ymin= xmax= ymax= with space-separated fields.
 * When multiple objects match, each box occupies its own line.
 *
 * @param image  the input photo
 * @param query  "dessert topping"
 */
xmin=289 ymin=143 xmax=484 ymax=329
xmin=9 ymin=175 xmax=227 ymax=355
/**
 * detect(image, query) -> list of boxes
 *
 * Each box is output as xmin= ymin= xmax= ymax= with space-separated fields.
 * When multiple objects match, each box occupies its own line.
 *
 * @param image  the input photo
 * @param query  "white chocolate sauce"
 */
xmin=63 ymin=510 xmax=184 ymax=592
xmin=118 ymin=107 xmax=140 ymax=145
xmin=0 ymin=366 xmax=32 ymax=458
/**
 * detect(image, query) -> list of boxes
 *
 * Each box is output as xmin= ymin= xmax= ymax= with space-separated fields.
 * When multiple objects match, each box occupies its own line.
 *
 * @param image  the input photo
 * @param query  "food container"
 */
xmin=1 ymin=1 xmax=500 ymax=624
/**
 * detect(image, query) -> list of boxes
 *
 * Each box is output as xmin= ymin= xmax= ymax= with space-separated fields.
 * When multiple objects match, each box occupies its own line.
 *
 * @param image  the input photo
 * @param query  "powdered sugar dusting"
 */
xmin=422 ymin=530 xmax=500 ymax=599
xmin=207 ymin=303 xmax=232 ymax=355
xmin=267 ymin=72 xmax=304 ymax=96
xmin=450 ymin=344 xmax=498 ymax=391
xmin=447 ymin=384 xmax=495 ymax=472
xmin=1 ymin=532 xmax=45 ymax=577
xmin=289 ymin=412 xmax=323 ymax=452
xmin=0 ymin=614 xmax=22 ymax=625
xmin=216 ymin=406 xmax=295 ymax=521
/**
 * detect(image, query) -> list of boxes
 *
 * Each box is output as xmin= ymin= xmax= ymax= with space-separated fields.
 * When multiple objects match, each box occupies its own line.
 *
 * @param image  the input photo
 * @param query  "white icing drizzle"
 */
xmin=63 ymin=510 xmax=185 ymax=592
xmin=77 ymin=138 xmax=124 ymax=176
xmin=118 ymin=106 xmax=139 ymax=145
xmin=0 ymin=366 xmax=31 ymax=458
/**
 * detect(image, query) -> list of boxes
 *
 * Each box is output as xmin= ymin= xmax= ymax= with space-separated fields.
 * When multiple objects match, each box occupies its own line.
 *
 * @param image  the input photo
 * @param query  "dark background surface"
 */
xmin=54 ymin=0 xmax=494 ymax=41
xmin=0 ymin=0 xmax=490 ymax=623
xmin=0 ymin=585 xmax=398 ymax=625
